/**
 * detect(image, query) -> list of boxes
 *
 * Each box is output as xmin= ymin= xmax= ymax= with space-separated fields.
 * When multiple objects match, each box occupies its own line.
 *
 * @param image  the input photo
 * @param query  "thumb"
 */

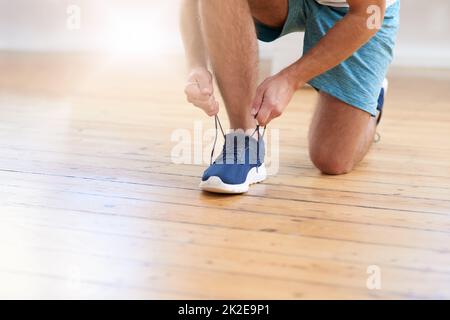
xmin=251 ymin=85 xmax=265 ymax=117
xmin=195 ymin=71 xmax=213 ymax=95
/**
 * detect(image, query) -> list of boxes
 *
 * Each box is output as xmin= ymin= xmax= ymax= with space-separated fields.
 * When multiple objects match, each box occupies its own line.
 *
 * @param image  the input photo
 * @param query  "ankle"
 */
xmin=229 ymin=120 xmax=257 ymax=133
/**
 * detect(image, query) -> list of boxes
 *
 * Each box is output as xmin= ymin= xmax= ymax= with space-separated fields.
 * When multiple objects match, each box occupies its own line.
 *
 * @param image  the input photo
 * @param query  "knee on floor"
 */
xmin=309 ymin=146 xmax=355 ymax=175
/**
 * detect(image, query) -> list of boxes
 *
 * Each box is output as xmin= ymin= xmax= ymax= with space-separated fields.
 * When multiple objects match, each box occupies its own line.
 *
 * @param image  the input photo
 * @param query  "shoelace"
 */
xmin=210 ymin=114 xmax=226 ymax=165
xmin=210 ymin=114 xmax=266 ymax=166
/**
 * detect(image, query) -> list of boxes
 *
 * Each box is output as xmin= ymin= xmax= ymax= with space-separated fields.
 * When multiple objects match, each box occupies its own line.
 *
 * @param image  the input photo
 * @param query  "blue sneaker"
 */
xmin=200 ymin=131 xmax=267 ymax=194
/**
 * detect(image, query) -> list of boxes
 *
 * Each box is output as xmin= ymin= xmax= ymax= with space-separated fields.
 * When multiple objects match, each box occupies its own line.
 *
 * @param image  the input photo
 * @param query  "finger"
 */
xmin=264 ymin=109 xmax=282 ymax=126
xmin=194 ymin=73 xmax=213 ymax=95
xmin=205 ymin=100 xmax=219 ymax=116
xmin=251 ymin=85 xmax=265 ymax=117
xmin=256 ymin=100 xmax=272 ymax=126
xmin=190 ymin=98 xmax=213 ymax=110
xmin=191 ymin=95 xmax=218 ymax=114
xmin=185 ymin=84 xmax=211 ymax=101
xmin=189 ymin=93 xmax=216 ymax=106
xmin=204 ymin=96 xmax=219 ymax=115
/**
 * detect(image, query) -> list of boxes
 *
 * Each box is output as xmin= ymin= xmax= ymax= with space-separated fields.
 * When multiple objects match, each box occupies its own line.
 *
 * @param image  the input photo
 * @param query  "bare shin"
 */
xmin=199 ymin=0 xmax=258 ymax=131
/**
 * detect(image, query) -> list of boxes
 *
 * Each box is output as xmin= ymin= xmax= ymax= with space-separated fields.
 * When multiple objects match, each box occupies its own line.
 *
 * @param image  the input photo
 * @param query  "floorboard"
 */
xmin=0 ymin=53 xmax=449 ymax=299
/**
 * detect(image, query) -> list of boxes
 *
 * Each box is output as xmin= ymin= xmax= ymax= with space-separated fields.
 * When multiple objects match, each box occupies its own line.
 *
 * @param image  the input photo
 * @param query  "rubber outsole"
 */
xmin=199 ymin=164 xmax=267 ymax=194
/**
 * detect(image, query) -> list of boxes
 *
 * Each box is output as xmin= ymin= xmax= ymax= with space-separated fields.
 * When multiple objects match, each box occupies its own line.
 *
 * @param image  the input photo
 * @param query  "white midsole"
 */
xmin=199 ymin=164 xmax=267 ymax=194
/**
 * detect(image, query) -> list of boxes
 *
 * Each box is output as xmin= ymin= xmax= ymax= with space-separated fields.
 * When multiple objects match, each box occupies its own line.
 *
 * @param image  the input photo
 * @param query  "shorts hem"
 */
xmin=309 ymin=80 xmax=378 ymax=117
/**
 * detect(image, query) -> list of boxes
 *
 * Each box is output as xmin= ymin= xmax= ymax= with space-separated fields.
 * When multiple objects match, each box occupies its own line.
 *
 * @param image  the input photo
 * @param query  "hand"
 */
xmin=251 ymin=70 xmax=298 ymax=126
xmin=184 ymin=67 xmax=219 ymax=116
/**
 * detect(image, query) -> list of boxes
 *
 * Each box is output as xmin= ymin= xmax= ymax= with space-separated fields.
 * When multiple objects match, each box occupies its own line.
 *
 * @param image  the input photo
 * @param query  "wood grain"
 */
xmin=0 ymin=53 xmax=449 ymax=299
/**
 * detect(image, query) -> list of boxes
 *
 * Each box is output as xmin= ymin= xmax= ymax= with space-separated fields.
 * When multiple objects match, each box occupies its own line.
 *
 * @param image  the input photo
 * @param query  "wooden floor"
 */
xmin=0 ymin=52 xmax=449 ymax=299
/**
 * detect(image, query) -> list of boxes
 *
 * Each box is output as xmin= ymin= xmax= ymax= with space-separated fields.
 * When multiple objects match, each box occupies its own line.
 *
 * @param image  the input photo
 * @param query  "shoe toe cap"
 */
xmin=202 ymin=164 xmax=254 ymax=185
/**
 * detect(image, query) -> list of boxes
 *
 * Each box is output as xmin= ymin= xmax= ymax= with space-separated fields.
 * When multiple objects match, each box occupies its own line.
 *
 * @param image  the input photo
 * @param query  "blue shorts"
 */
xmin=255 ymin=0 xmax=400 ymax=116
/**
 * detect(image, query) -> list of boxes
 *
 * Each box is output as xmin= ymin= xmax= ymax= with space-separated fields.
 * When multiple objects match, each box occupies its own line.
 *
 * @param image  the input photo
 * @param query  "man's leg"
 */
xmin=308 ymin=92 xmax=377 ymax=175
xmin=199 ymin=0 xmax=287 ymax=131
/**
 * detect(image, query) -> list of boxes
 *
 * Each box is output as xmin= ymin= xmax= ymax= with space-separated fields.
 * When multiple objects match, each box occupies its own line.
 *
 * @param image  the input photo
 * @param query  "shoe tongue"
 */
xmin=214 ymin=132 xmax=265 ymax=165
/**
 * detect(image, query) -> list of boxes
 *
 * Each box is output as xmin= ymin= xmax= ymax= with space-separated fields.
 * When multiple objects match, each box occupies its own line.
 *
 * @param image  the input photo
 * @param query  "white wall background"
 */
xmin=1 ymin=0 xmax=449 ymax=69
xmin=261 ymin=0 xmax=450 ymax=71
